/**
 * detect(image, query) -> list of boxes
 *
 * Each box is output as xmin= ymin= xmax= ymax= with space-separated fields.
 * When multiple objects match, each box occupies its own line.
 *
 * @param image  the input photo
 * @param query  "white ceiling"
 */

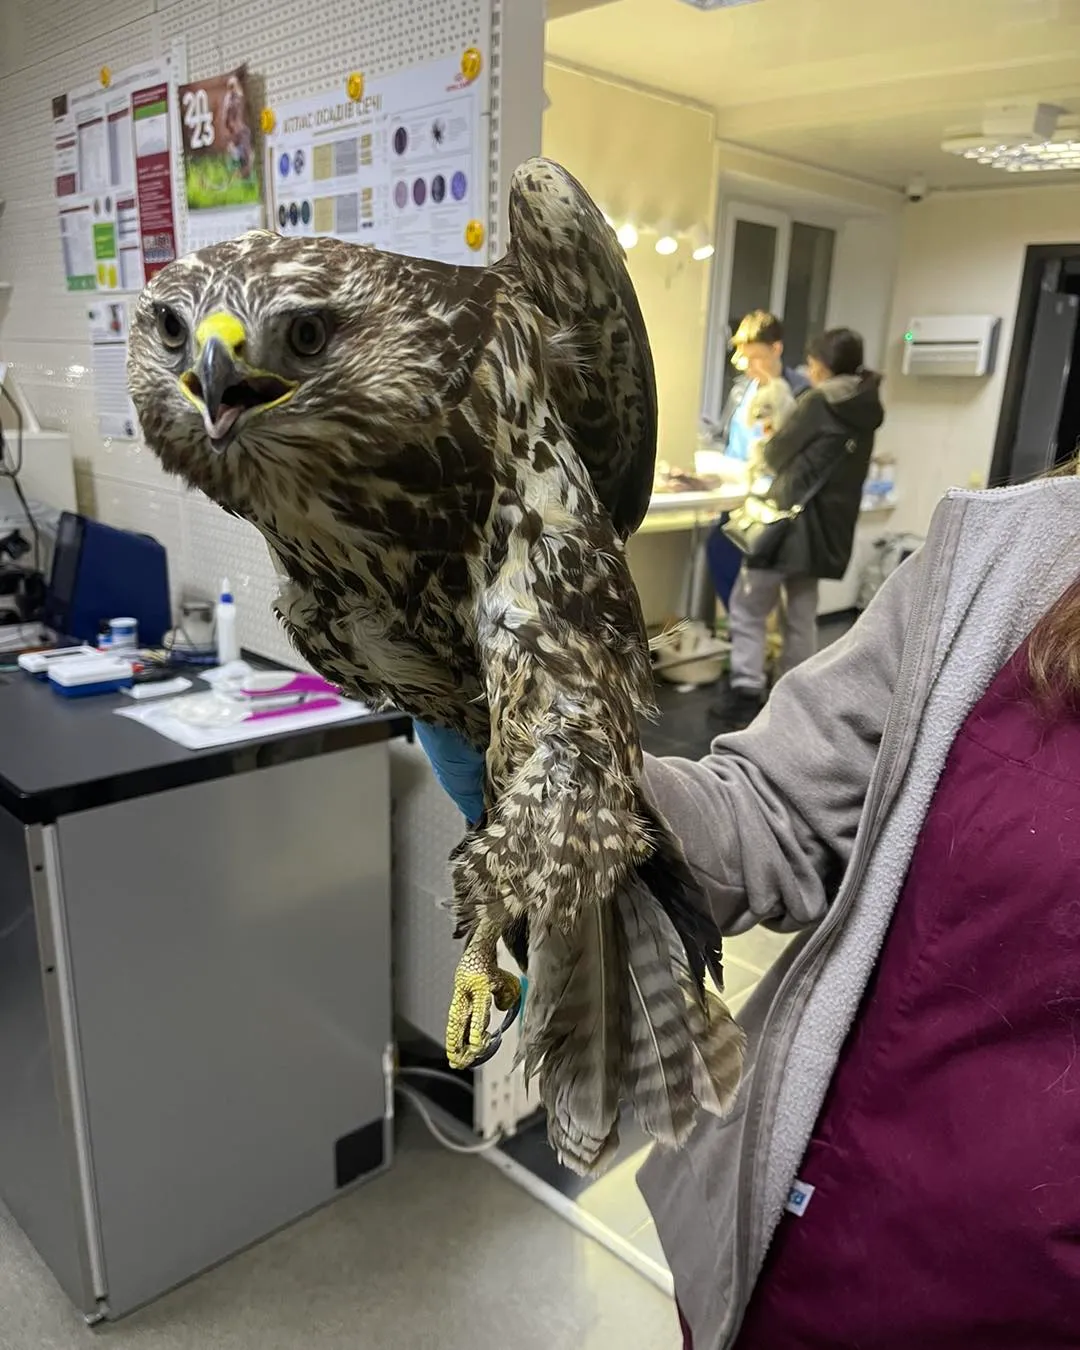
xmin=545 ymin=0 xmax=1080 ymax=191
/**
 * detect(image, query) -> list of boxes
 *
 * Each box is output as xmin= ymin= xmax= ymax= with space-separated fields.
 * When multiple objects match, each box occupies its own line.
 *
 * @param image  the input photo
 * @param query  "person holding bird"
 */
xmin=420 ymin=465 xmax=1080 ymax=1350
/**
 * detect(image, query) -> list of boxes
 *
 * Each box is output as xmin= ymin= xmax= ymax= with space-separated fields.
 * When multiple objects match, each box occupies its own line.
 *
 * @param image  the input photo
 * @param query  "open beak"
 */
xmin=179 ymin=312 xmax=297 ymax=453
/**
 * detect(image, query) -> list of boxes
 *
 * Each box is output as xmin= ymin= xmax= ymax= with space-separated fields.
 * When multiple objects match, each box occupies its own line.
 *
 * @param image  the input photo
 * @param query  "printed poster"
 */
xmin=87 ymin=298 xmax=139 ymax=439
xmin=132 ymin=80 xmax=178 ymax=279
xmin=265 ymin=52 xmax=487 ymax=267
xmin=51 ymin=57 xmax=179 ymax=290
xmin=51 ymin=93 xmax=78 ymax=198
xmin=178 ymin=65 xmax=263 ymax=253
xmin=59 ymin=201 xmax=96 ymax=291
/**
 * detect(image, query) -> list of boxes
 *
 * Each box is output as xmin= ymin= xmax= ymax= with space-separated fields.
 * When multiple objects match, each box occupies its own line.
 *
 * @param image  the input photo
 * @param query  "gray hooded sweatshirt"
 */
xmin=637 ymin=477 xmax=1080 ymax=1350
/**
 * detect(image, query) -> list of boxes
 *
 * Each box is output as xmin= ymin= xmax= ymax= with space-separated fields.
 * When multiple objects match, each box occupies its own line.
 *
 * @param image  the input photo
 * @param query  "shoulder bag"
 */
xmin=722 ymin=436 xmax=856 ymax=568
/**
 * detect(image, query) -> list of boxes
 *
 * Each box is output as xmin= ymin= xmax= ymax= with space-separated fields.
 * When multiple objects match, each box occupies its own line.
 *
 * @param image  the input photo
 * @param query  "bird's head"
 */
xmin=128 ymin=230 xmax=491 ymax=508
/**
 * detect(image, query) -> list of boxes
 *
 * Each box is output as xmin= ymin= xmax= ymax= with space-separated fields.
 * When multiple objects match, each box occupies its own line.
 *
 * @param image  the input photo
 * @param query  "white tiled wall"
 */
xmin=0 ymin=0 xmax=513 ymax=663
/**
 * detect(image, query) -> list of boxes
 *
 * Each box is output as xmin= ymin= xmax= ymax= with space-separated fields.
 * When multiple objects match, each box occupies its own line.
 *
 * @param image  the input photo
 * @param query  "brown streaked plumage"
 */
xmin=128 ymin=157 xmax=744 ymax=1175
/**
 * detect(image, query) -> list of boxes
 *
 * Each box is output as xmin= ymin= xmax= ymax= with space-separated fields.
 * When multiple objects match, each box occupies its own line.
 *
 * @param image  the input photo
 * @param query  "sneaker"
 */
xmin=708 ymin=686 xmax=766 ymax=733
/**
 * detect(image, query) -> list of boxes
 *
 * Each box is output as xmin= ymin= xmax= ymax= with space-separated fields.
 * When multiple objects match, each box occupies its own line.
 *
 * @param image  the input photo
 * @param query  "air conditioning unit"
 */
xmin=901 ymin=315 xmax=1001 ymax=378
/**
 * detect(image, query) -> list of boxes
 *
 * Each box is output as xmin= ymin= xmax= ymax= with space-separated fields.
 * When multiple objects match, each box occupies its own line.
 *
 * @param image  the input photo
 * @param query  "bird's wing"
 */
xmin=450 ymin=437 xmax=739 ymax=1172
xmin=497 ymin=158 xmax=658 ymax=539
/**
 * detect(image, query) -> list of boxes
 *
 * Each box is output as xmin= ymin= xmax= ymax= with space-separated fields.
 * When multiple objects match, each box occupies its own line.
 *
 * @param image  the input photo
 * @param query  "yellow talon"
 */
xmin=445 ymin=922 xmax=521 ymax=1069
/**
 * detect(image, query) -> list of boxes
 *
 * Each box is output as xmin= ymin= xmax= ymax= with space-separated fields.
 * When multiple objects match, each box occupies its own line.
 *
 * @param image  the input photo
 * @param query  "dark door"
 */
xmin=1007 ymin=290 xmax=1080 ymax=484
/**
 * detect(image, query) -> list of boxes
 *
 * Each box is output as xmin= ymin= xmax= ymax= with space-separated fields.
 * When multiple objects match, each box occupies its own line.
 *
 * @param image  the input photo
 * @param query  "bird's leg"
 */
xmin=446 ymin=917 xmax=522 ymax=1069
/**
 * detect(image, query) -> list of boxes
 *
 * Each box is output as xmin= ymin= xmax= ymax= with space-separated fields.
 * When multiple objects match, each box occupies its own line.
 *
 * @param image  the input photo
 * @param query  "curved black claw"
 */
xmin=466 ymin=989 xmax=523 ymax=1067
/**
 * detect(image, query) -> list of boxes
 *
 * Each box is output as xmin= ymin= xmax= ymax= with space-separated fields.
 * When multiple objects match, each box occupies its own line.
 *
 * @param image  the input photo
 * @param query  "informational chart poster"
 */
xmin=87 ymin=299 xmax=139 ymax=439
xmin=178 ymin=65 xmax=263 ymax=253
xmin=51 ymin=55 xmax=181 ymax=437
xmin=50 ymin=57 xmax=179 ymax=292
xmin=265 ymin=52 xmax=488 ymax=267
xmin=131 ymin=78 xmax=179 ymax=279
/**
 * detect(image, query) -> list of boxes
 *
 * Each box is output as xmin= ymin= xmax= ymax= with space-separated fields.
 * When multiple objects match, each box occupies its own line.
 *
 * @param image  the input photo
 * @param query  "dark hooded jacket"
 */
xmin=751 ymin=371 xmax=885 ymax=579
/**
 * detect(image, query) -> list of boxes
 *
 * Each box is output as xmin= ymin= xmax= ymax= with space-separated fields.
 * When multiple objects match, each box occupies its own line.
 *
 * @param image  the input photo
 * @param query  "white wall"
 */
xmin=543 ymin=62 xmax=716 ymax=472
xmin=878 ymin=183 xmax=1080 ymax=538
xmin=826 ymin=214 xmax=903 ymax=371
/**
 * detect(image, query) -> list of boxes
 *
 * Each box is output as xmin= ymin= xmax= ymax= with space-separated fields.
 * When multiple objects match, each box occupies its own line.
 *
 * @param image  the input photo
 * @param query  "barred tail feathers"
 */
xmin=618 ymin=881 xmax=744 ymax=1144
xmin=521 ymin=902 xmax=625 ymax=1175
xmin=520 ymin=877 xmax=745 ymax=1176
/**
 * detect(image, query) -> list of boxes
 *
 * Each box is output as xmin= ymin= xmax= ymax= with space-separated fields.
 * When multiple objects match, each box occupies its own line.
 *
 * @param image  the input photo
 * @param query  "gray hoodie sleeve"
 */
xmin=642 ymin=552 xmax=921 ymax=935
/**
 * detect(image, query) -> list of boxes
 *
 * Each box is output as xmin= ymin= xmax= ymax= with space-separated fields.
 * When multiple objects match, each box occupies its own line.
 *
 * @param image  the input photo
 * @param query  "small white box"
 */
xmin=18 ymin=645 xmax=100 ymax=676
xmin=49 ymin=656 xmax=134 ymax=698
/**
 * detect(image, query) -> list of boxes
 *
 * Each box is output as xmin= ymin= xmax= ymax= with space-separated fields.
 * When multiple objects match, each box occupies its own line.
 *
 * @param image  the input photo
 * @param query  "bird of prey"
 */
xmin=128 ymin=157 xmax=744 ymax=1174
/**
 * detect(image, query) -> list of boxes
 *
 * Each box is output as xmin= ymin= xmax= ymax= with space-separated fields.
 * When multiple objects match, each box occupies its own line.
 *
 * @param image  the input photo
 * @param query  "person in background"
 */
xmin=713 ymin=326 xmax=884 ymax=732
xmin=714 ymin=310 xmax=809 ymax=465
xmin=415 ymin=467 xmax=1080 ymax=1350
xmin=705 ymin=312 xmax=808 ymax=612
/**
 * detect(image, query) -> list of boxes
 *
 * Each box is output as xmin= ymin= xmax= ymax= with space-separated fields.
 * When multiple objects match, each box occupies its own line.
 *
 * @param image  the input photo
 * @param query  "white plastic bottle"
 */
xmin=215 ymin=578 xmax=240 ymax=665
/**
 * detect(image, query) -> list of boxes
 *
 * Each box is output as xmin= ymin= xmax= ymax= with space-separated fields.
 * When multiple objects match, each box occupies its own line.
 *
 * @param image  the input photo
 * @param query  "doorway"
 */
xmin=990 ymin=244 xmax=1080 ymax=485
xmin=704 ymin=201 xmax=837 ymax=415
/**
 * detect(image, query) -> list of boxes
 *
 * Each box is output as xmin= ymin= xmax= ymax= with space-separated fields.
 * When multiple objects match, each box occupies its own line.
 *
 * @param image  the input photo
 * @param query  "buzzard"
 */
xmin=128 ymin=158 xmax=744 ymax=1174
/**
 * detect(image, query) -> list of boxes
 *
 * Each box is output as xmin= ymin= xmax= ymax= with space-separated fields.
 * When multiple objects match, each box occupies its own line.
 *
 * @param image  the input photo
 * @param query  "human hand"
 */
xmin=412 ymin=721 xmax=486 ymax=827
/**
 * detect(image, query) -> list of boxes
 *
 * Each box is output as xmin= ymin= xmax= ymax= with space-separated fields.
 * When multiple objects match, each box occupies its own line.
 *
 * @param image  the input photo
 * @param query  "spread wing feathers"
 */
xmin=499 ymin=158 xmax=658 ymax=539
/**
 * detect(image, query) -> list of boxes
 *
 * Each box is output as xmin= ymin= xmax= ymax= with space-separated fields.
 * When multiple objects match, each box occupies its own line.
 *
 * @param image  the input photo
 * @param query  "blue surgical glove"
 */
xmin=412 ymin=720 xmax=486 ymax=827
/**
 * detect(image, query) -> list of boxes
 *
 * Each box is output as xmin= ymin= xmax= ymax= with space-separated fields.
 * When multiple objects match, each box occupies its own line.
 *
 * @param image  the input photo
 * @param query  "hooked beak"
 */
xmin=179 ymin=312 xmax=297 ymax=453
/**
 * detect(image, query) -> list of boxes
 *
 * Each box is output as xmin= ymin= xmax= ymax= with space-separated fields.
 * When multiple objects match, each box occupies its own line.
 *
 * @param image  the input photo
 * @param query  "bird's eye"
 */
xmin=288 ymin=313 xmax=328 ymax=357
xmin=155 ymin=306 xmax=187 ymax=351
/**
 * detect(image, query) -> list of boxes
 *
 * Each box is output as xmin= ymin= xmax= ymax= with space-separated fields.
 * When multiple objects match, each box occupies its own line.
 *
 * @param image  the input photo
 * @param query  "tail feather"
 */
xmin=618 ymin=881 xmax=699 ymax=1146
xmin=521 ymin=905 xmax=625 ymax=1174
xmin=687 ymin=988 xmax=746 ymax=1119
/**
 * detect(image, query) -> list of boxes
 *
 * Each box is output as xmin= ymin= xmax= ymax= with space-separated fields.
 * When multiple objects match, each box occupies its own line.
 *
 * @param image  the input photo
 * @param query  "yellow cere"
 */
xmin=195 ymin=312 xmax=247 ymax=356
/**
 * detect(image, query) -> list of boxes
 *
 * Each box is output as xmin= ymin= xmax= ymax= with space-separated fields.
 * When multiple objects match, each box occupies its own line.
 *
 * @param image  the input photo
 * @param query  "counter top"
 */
xmin=0 ymin=670 xmax=410 ymax=824
xmin=639 ymin=486 xmax=745 ymax=536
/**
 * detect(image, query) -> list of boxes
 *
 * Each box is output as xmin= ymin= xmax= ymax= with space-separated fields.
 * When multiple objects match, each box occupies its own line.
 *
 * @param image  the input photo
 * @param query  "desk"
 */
xmin=642 ymin=487 xmax=746 ymax=622
xmin=0 ymin=671 xmax=408 ymax=1321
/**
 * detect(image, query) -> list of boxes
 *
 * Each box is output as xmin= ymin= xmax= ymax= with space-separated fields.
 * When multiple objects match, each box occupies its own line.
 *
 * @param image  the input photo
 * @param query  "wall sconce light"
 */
xmin=655 ymin=233 xmax=679 ymax=256
xmin=690 ymin=225 xmax=715 ymax=261
xmin=616 ymin=222 xmax=639 ymax=249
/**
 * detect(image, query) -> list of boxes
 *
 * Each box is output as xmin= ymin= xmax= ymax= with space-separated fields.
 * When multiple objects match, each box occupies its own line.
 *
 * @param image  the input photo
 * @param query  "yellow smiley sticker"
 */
xmin=461 ymin=47 xmax=482 ymax=83
xmin=259 ymin=106 xmax=276 ymax=135
xmin=346 ymin=72 xmax=364 ymax=101
xmin=100 ymin=66 xmax=111 ymax=88
xmin=465 ymin=219 xmax=485 ymax=252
